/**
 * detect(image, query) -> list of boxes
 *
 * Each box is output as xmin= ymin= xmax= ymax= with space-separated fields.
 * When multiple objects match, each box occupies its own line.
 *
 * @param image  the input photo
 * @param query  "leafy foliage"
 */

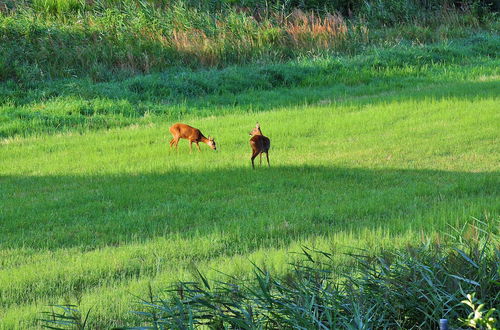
xmin=40 ymin=305 xmax=91 ymax=330
xmin=459 ymin=293 xmax=498 ymax=329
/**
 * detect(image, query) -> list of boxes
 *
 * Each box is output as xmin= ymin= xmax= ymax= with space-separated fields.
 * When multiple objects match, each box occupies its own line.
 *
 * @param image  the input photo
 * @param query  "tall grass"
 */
xmin=0 ymin=0 xmax=496 ymax=82
xmin=32 ymin=0 xmax=84 ymax=15
xmin=134 ymin=221 xmax=498 ymax=329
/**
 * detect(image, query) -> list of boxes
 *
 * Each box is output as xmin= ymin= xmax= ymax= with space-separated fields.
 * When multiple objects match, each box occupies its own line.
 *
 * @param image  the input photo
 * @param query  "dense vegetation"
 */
xmin=0 ymin=0 xmax=498 ymax=328
xmin=0 ymin=0 xmax=498 ymax=82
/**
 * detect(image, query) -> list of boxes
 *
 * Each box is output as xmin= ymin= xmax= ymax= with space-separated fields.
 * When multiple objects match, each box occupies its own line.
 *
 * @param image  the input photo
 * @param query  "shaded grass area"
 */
xmin=0 ymin=85 xmax=498 ymax=327
xmin=1 ymin=33 xmax=499 ymax=139
xmin=0 ymin=167 xmax=498 ymax=250
xmin=0 ymin=166 xmax=498 ymax=304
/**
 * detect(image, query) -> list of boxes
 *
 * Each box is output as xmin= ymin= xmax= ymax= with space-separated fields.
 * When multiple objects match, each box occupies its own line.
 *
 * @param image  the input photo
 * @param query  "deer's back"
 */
xmin=250 ymin=135 xmax=270 ymax=152
xmin=170 ymin=123 xmax=202 ymax=140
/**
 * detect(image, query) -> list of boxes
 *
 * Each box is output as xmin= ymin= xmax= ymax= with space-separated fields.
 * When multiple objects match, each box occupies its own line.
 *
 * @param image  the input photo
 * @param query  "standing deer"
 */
xmin=169 ymin=123 xmax=216 ymax=152
xmin=249 ymin=122 xmax=270 ymax=169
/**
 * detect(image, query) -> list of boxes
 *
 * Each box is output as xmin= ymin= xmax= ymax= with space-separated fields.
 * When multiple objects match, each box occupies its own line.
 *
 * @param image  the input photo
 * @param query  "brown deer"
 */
xmin=249 ymin=122 xmax=270 ymax=169
xmin=169 ymin=123 xmax=216 ymax=152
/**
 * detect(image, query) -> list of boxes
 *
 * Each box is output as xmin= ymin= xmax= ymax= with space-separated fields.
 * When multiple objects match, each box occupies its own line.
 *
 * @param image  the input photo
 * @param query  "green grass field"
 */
xmin=1 ymin=39 xmax=500 ymax=327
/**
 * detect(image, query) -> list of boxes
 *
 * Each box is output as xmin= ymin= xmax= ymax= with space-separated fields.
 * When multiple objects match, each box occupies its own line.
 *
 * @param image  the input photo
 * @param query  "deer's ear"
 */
xmin=256 ymin=122 xmax=260 ymax=128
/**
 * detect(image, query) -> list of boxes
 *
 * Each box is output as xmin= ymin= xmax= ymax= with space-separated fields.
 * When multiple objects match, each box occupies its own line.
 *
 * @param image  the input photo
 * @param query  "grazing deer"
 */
xmin=249 ymin=122 xmax=270 ymax=169
xmin=169 ymin=123 xmax=216 ymax=152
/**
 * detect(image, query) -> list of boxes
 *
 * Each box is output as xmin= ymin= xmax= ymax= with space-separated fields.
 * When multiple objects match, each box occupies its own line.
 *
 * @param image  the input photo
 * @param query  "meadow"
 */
xmin=1 ymin=0 xmax=499 ymax=328
xmin=1 ymin=49 xmax=499 ymax=327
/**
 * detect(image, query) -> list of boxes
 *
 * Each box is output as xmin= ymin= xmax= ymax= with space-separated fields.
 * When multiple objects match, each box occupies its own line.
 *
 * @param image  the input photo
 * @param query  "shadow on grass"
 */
xmin=1 ymin=165 xmax=498 ymax=250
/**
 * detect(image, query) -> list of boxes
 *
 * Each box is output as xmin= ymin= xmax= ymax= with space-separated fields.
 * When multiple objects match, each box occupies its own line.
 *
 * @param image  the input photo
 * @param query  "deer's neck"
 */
xmin=200 ymin=136 xmax=210 ymax=144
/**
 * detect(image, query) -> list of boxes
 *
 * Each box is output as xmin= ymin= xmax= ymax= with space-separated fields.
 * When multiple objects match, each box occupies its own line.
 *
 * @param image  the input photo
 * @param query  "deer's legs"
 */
xmin=189 ymin=141 xmax=193 ymax=153
xmin=196 ymin=142 xmax=201 ymax=152
xmin=259 ymin=153 xmax=262 ymax=166
xmin=174 ymin=138 xmax=180 ymax=150
xmin=251 ymin=151 xmax=259 ymax=169
xmin=169 ymin=138 xmax=176 ymax=148
xmin=266 ymin=152 xmax=270 ymax=167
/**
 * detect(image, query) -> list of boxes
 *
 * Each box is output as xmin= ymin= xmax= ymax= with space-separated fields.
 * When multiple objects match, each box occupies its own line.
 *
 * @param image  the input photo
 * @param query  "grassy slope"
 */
xmin=1 ymin=64 xmax=499 ymax=327
xmin=2 ymin=34 xmax=499 ymax=139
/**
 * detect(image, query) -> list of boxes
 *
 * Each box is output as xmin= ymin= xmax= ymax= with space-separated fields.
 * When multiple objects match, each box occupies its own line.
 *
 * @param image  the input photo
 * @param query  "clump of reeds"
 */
xmin=40 ymin=219 xmax=498 ymax=328
xmin=122 ymin=219 xmax=498 ymax=329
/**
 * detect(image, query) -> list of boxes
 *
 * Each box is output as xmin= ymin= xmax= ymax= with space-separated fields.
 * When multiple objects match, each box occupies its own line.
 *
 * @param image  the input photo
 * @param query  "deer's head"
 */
xmin=249 ymin=123 xmax=262 ymax=136
xmin=207 ymin=136 xmax=216 ymax=150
